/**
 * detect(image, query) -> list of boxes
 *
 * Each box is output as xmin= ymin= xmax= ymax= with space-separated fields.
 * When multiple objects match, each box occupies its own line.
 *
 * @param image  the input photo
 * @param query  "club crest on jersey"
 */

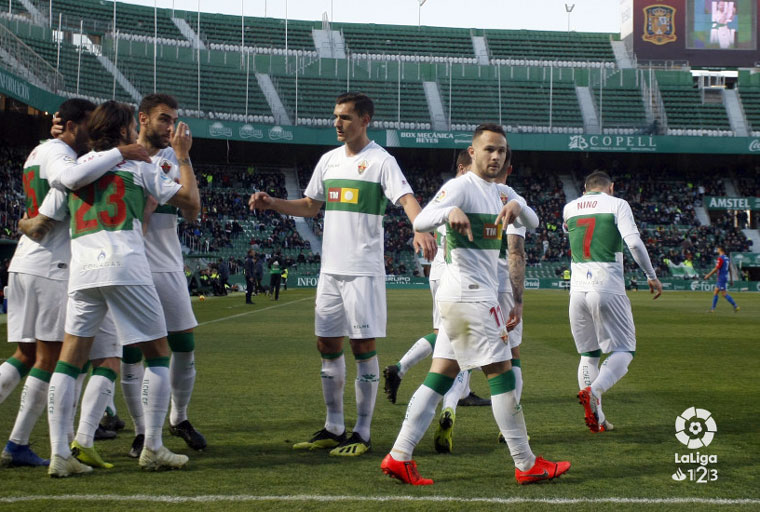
xmin=499 ymin=192 xmax=509 ymax=205
xmin=357 ymin=160 xmax=368 ymax=175
xmin=483 ymin=223 xmax=502 ymax=240
xmin=159 ymin=159 xmax=172 ymax=173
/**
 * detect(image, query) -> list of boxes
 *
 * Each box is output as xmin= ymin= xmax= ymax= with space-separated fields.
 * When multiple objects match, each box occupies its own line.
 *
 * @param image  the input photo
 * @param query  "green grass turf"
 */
xmin=0 ymin=289 xmax=758 ymax=511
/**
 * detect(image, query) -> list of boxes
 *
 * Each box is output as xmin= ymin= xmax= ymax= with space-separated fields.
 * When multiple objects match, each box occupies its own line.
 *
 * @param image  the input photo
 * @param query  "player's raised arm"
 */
xmin=166 ymin=121 xmax=200 ymax=220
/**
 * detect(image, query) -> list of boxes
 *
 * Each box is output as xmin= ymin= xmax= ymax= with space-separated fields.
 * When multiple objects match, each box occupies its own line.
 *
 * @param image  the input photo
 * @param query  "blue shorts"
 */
xmin=716 ymin=278 xmax=728 ymax=291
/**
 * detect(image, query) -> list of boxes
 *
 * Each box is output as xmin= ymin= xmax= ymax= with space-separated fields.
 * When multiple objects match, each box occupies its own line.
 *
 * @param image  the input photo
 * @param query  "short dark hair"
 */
xmin=472 ymin=123 xmax=511 ymax=164
xmin=585 ymin=170 xmax=612 ymax=191
xmin=455 ymin=149 xmax=471 ymax=170
xmin=473 ymin=123 xmax=506 ymax=141
xmin=139 ymin=93 xmax=178 ymax=116
xmin=88 ymin=101 xmax=134 ymax=152
xmin=336 ymin=92 xmax=374 ymax=120
xmin=58 ymin=98 xmax=97 ymax=127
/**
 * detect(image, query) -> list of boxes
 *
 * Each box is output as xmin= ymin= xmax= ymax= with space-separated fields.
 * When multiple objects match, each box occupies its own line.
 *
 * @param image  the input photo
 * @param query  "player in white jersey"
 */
xmin=0 ymin=99 xmax=148 ymax=468
xmin=114 ymin=94 xmax=205 ymax=458
xmin=563 ymin=170 xmax=662 ymax=433
xmin=381 ymin=124 xmax=569 ymax=486
xmin=39 ymin=101 xmax=199 ymax=477
xmin=250 ymin=93 xmax=436 ymax=457
xmin=384 ymin=151 xmax=488 ymax=409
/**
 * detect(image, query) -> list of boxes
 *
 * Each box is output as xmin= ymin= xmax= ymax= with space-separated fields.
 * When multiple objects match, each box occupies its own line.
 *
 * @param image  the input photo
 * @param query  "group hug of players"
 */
xmin=1 ymin=91 xmax=662 ymax=484
xmin=0 ymin=94 xmax=206 ymax=477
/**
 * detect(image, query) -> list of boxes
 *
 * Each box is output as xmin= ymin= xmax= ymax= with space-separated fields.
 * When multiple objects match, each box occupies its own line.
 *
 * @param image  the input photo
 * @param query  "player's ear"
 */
xmin=609 ymin=182 xmax=615 ymax=195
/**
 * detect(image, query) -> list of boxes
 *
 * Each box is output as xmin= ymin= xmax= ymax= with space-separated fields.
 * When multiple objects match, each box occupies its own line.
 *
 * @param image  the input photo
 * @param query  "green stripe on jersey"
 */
xmin=323 ymin=179 xmax=387 ymax=216
xmin=155 ymin=204 xmax=179 ymax=215
xmin=445 ymin=213 xmax=502 ymax=263
xmin=22 ymin=165 xmax=49 ymax=218
xmin=566 ymin=213 xmax=622 ymax=263
xmin=68 ymin=170 xmax=147 ymax=239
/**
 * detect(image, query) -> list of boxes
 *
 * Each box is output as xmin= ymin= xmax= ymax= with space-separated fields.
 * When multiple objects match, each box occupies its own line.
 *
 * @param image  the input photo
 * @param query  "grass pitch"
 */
xmin=0 ymin=288 xmax=758 ymax=511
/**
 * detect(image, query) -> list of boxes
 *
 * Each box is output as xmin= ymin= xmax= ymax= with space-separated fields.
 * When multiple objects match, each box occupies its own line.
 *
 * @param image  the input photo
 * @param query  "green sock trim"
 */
xmin=29 ymin=368 xmax=52 ymax=383
xmin=145 ymin=356 xmax=170 ymax=368
xmin=321 ymin=350 xmax=344 ymax=360
xmin=511 ymin=358 xmax=521 ymax=368
xmin=168 ymin=332 xmax=195 ymax=353
xmin=54 ymin=361 xmax=81 ymax=379
xmin=628 ymin=351 xmax=636 ymax=357
xmin=354 ymin=350 xmax=377 ymax=361
xmin=93 ymin=366 xmax=118 ymax=382
xmin=80 ymin=361 xmax=91 ymax=375
xmin=581 ymin=350 xmax=602 ymax=358
xmin=122 ymin=345 xmax=143 ymax=365
xmin=488 ymin=370 xmax=516 ymax=396
xmin=6 ymin=357 xmax=31 ymax=378
xmin=422 ymin=372 xmax=455 ymax=395
xmin=423 ymin=332 xmax=437 ymax=348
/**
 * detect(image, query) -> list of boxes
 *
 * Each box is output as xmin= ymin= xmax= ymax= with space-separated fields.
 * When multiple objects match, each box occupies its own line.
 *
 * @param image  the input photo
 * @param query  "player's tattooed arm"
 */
xmin=506 ymin=234 xmax=525 ymax=331
xmin=18 ymin=212 xmax=55 ymax=241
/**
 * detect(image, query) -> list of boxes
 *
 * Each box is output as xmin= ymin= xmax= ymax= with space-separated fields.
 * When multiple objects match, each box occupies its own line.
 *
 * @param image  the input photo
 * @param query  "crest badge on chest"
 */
xmin=357 ymin=160 xmax=368 ymax=175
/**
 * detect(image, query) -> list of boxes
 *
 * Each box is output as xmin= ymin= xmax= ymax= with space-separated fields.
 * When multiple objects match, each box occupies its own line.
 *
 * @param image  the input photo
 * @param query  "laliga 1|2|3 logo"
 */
xmin=672 ymin=407 xmax=718 ymax=483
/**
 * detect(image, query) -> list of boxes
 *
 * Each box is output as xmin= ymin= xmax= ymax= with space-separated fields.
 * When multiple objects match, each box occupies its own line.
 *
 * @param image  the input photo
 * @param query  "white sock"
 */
xmin=442 ymin=371 xmax=468 ymax=411
xmin=169 ymin=351 xmax=196 ymax=426
xmin=591 ymin=352 xmax=633 ymax=395
xmin=142 ymin=365 xmax=171 ymax=452
xmin=512 ymin=366 xmax=523 ymax=404
xmin=492 ymin=390 xmax=535 ymax=471
xmin=0 ymin=361 xmax=23 ymax=404
xmin=353 ymin=356 xmax=379 ymax=441
xmin=9 ymin=375 xmax=49 ymax=445
xmin=121 ymin=361 xmax=145 ymax=436
xmin=390 ymin=385 xmax=442 ymax=461
xmin=75 ymin=375 xmax=114 ymax=448
xmin=67 ymin=371 xmax=88 ymax=444
xmin=578 ymin=355 xmax=601 ymax=390
xmin=106 ymin=390 xmax=117 ymax=417
xmin=48 ymin=371 xmax=76 ymax=458
xmin=321 ymin=355 xmax=345 ymax=436
xmin=398 ymin=337 xmax=433 ymax=378
xmin=460 ymin=370 xmax=473 ymax=400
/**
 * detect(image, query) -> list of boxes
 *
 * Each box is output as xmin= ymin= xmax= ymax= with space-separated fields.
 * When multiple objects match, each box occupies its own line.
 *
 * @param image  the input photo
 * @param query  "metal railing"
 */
xmin=0 ymin=20 xmax=64 ymax=92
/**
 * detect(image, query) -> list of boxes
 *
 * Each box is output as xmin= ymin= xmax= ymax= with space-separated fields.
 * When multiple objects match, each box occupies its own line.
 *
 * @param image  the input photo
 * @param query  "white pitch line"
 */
xmin=0 ymin=495 xmax=758 ymax=505
xmin=196 ymin=295 xmax=313 ymax=327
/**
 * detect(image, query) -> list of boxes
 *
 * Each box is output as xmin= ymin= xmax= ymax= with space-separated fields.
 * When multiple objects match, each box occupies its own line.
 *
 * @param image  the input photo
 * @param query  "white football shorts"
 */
xmin=65 ymin=285 xmax=167 ymax=345
xmin=437 ymin=300 xmax=511 ymax=371
xmin=7 ymin=272 xmax=67 ymax=343
xmin=569 ymin=291 xmax=636 ymax=354
xmin=89 ymin=312 xmax=121 ymax=360
xmin=152 ymin=271 xmax=198 ymax=332
xmin=429 ymin=278 xmax=441 ymax=330
xmin=315 ymin=273 xmax=386 ymax=339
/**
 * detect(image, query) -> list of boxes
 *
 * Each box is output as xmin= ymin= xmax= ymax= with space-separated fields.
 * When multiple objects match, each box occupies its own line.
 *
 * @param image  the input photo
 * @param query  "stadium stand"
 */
xmin=340 ymin=22 xmax=474 ymax=59
xmin=591 ymin=69 xmax=649 ymax=134
xmin=655 ymin=71 xmax=732 ymax=136
xmin=737 ymin=72 xmax=760 ymax=137
xmin=487 ymin=30 xmax=617 ymax=67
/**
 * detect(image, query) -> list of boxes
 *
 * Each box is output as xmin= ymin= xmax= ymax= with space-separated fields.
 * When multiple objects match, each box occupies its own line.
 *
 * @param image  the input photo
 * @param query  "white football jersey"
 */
xmin=563 ymin=191 xmax=639 ymax=295
xmin=61 ymin=153 xmax=181 ymax=291
xmin=414 ymin=172 xmax=506 ymax=302
xmin=9 ymin=139 xmax=76 ymax=280
xmin=305 ymin=141 xmax=413 ymax=277
xmin=144 ymin=147 xmax=185 ymax=273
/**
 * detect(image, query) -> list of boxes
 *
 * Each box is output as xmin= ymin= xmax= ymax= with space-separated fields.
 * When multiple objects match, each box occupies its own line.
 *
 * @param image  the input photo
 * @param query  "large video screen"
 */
xmin=686 ymin=0 xmax=757 ymax=50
